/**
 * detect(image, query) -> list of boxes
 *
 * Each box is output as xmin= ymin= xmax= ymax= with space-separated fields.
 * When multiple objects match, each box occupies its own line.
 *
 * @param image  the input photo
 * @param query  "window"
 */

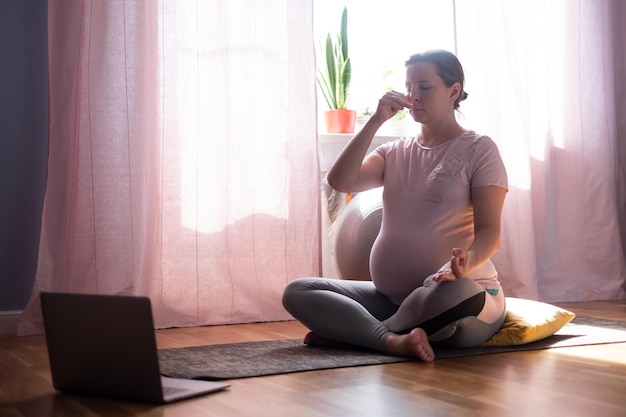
xmin=314 ymin=1 xmax=456 ymax=117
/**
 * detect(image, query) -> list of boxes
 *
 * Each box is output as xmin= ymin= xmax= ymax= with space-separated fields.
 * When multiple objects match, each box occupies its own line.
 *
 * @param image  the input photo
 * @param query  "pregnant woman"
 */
xmin=282 ymin=50 xmax=508 ymax=361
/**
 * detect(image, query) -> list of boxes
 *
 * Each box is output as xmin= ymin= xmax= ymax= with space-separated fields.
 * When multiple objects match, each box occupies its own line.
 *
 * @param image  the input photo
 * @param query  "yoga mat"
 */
xmin=158 ymin=317 xmax=626 ymax=381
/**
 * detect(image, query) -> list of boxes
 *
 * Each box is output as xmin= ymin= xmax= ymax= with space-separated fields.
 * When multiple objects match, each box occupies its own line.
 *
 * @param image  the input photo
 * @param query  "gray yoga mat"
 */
xmin=158 ymin=317 xmax=626 ymax=380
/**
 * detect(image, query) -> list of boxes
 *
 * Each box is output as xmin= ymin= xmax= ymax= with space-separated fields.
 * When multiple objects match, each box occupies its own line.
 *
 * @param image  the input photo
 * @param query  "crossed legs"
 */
xmin=282 ymin=276 xmax=502 ymax=362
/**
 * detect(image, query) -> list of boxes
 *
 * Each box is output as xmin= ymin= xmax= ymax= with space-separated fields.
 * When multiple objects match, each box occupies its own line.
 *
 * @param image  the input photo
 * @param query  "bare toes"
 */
xmin=409 ymin=328 xmax=435 ymax=362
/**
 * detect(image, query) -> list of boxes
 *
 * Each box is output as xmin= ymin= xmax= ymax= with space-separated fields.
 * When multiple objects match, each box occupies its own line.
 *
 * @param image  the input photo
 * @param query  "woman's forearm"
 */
xmin=466 ymin=227 xmax=501 ymax=273
xmin=325 ymin=116 xmax=384 ymax=192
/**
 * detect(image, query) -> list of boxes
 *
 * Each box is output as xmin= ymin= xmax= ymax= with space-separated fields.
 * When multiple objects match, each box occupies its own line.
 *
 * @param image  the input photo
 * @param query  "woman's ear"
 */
xmin=450 ymin=83 xmax=461 ymax=100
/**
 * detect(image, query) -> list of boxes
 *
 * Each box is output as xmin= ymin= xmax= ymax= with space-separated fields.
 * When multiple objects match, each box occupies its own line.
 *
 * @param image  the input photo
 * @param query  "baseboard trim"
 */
xmin=0 ymin=311 xmax=21 ymax=335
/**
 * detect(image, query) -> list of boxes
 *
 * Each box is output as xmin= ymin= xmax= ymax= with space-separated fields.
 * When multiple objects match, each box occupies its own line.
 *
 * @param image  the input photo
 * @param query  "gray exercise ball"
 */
xmin=332 ymin=187 xmax=383 ymax=281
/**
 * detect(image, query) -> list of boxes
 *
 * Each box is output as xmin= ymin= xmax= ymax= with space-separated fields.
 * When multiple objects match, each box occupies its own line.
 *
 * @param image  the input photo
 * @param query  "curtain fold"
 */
xmin=18 ymin=0 xmax=319 ymax=335
xmin=455 ymin=0 xmax=626 ymax=301
xmin=614 ymin=0 xmax=626 ymax=286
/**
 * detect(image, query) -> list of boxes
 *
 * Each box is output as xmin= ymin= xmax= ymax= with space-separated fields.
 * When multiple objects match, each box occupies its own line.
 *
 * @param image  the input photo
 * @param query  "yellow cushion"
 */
xmin=482 ymin=297 xmax=576 ymax=346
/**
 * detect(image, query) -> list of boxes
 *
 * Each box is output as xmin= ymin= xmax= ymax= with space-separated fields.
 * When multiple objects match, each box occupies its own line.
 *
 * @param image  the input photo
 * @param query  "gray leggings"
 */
xmin=282 ymin=276 xmax=506 ymax=352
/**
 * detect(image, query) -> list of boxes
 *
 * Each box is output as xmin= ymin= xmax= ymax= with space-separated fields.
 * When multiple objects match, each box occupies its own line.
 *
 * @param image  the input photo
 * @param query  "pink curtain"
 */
xmin=17 ymin=0 xmax=626 ymax=336
xmin=455 ymin=0 xmax=626 ymax=301
xmin=17 ymin=0 xmax=320 ymax=335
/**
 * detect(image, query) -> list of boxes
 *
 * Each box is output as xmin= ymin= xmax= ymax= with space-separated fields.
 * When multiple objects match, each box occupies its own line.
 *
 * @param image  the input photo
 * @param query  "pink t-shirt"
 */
xmin=369 ymin=131 xmax=508 ymax=304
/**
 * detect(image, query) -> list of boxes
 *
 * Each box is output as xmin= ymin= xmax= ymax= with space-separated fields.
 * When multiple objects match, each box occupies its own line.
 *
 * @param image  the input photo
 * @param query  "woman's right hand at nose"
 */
xmin=373 ymin=90 xmax=412 ymax=123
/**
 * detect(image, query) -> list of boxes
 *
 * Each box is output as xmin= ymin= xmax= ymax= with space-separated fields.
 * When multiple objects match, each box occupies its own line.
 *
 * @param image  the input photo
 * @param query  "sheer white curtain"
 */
xmin=17 ymin=0 xmax=320 ymax=335
xmin=455 ymin=0 xmax=626 ymax=301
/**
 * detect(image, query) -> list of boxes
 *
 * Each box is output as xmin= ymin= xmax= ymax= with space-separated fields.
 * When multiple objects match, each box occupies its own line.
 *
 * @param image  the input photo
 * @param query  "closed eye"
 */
xmin=406 ymin=84 xmax=432 ymax=94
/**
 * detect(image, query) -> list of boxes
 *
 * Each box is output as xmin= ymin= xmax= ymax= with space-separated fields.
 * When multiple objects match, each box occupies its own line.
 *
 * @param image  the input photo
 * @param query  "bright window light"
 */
xmin=314 ymin=1 xmax=456 ymax=116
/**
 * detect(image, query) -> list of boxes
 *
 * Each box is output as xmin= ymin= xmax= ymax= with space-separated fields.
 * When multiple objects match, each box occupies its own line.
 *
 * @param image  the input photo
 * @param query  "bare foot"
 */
xmin=385 ymin=328 xmax=435 ymax=362
xmin=303 ymin=332 xmax=353 ymax=348
xmin=303 ymin=331 xmax=328 ymax=345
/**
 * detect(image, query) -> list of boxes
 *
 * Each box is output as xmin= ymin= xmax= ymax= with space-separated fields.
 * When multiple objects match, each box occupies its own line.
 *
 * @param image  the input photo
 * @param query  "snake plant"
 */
xmin=317 ymin=7 xmax=351 ymax=110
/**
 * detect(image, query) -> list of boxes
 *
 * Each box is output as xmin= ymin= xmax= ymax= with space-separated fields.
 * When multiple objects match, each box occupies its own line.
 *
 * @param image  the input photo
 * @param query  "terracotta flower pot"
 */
xmin=324 ymin=109 xmax=356 ymax=134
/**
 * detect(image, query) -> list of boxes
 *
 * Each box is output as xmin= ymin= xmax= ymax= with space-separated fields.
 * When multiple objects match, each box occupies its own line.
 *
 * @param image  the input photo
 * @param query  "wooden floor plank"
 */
xmin=1 ymin=300 xmax=625 ymax=417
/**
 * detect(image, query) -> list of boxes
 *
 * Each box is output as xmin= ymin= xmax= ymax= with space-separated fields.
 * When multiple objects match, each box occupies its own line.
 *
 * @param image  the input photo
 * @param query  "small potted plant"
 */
xmin=317 ymin=7 xmax=356 ymax=133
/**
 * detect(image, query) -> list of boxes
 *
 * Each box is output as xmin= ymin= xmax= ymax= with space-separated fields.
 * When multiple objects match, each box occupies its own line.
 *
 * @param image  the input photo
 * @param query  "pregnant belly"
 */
xmin=369 ymin=232 xmax=448 ymax=304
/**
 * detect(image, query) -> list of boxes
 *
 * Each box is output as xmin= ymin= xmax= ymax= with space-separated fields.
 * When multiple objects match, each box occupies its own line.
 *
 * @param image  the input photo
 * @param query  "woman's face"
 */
xmin=405 ymin=61 xmax=459 ymax=124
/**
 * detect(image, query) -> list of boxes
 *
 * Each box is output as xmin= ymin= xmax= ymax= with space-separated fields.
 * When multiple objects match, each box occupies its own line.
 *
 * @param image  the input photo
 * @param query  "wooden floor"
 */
xmin=2 ymin=300 xmax=625 ymax=417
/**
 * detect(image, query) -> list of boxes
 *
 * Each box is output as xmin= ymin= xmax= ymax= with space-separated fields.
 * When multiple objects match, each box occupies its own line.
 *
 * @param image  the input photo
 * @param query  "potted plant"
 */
xmin=317 ymin=7 xmax=356 ymax=134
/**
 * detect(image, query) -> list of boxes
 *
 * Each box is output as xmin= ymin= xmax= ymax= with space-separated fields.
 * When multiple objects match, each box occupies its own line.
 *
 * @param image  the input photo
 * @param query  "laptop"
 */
xmin=40 ymin=292 xmax=230 ymax=403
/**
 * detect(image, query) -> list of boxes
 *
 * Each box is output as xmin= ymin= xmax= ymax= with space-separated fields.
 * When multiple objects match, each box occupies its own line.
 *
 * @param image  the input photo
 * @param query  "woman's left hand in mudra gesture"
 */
xmin=433 ymin=248 xmax=469 ymax=282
